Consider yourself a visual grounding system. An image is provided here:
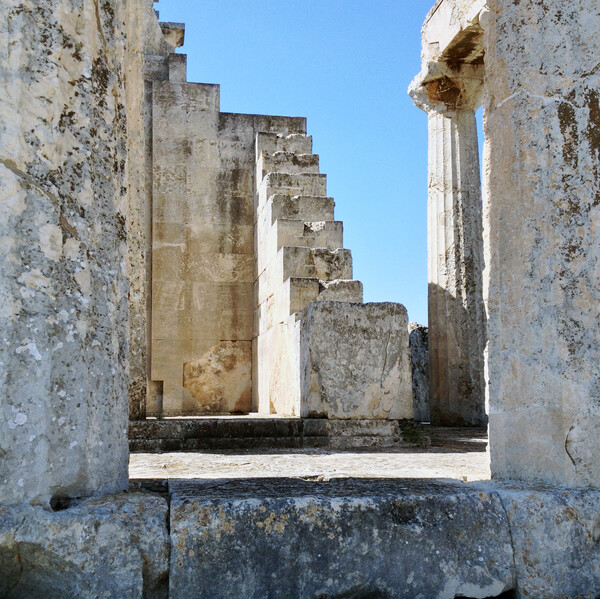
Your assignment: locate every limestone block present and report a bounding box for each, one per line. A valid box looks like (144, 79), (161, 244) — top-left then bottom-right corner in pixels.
(255, 318), (302, 416)
(317, 279), (363, 303)
(257, 219), (344, 275)
(257, 247), (353, 305)
(169, 478), (515, 599)
(409, 322), (430, 422)
(300, 302), (413, 419)
(262, 194), (335, 225)
(255, 278), (320, 335)
(257, 151), (319, 181)
(0, 493), (169, 599)
(159, 21), (185, 50)
(168, 53), (187, 82)
(257, 172), (327, 212)
(484, 0), (600, 487)
(183, 340), (252, 414)
(274, 219), (343, 250)
(255, 132), (312, 158)
(0, 0), (130, 505)
(485, 484), (600, 599)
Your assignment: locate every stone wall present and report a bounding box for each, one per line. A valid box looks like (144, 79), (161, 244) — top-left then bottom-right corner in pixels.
(148, 76), (305, 415)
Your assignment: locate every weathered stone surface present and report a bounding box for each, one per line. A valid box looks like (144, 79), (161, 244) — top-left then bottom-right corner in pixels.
(480, 482), (600, 599)
(128, 417), (427, 452)
(149, 77), (306, 416)
(0, 0), (131, 504)
(483, 0), (600, 487)
(302, 302), (413, 419)
(409, 322), (430, 422)
(0, 493), (169, 599)
(169, 478), (515, 599)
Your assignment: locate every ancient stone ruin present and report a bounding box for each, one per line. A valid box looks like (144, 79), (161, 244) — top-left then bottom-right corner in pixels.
(1, 0), (599, 597)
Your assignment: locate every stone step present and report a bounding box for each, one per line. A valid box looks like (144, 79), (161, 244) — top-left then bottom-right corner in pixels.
(256, 247), (353, 306)
(129, 417), (427, 452)
(257, 152), (320, 182)
(257, 220), (344, 274)
(255, 277), (363, 335)
(256, 131), (313, 158)
(264, 194), (335, 225)
(275, 220), (342, 250)
(257, 173), (327, 213)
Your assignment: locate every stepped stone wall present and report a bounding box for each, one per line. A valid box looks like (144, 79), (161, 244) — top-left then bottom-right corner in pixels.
(143, 39), (413, 419)
(149, 78), (305, 416)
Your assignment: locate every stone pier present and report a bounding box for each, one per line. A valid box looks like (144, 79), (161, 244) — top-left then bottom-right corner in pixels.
(0, 0), (133, 505)
(483, 0), (600, 487)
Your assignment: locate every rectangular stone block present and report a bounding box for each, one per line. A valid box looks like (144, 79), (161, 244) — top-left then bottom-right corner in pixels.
(257, 151), (319, 181)
(168, 53), (187, 82)
(300, 302), (413, 419)
(256, 247), (353, 306)
(169, 478), (515, 599)
(257, 172), (327, 213)
(256, 132), (312, 157)
(0, 493), (169, 599)
(482, 483), (600, 599)
(262, 194), (335, 225)
(255, 317), (302, 416)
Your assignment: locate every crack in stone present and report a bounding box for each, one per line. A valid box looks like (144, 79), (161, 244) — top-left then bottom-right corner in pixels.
(496, 88), (578, 111)
(9, 516), (28, 592)
(0, 157), (59, 206)
(489, 490), (519, 594)
(564, 423), (577, 472)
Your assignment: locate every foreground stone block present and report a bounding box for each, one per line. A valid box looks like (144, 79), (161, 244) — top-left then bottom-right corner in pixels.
(301, 302), (413, 419)
(491, 484), (600, 599)
(0, 493), (169, 599)
(169, 478), (515, 599)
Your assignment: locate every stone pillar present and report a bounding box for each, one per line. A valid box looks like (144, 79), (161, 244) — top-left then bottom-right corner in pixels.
(411, 66), (487, 426)
(483, 0), (600, 487)
(0, 0), (131, 505)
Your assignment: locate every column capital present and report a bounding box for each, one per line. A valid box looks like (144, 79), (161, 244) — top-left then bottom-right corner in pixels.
(409, 62), (484, 114)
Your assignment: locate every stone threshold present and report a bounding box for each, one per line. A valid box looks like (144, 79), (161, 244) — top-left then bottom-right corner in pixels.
(4, 476), (598, 597)
(129, 417), (487, 452)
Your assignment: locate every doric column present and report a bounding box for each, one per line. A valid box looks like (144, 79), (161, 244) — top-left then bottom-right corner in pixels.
(410, 65), (487, 426)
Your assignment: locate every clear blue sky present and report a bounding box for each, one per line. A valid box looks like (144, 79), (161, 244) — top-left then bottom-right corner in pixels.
(156, 0), (434, 325)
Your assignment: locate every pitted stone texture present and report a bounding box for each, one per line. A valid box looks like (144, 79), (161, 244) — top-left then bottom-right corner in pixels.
(484, 0), (600, 487)
(301, 302), (413, 419)
(169, 478), (514, 599)
(0, 0), (130, 504)
(409, 322), (430, 422)
(0, 493), (169, 599)
(482, 483), (600, 599)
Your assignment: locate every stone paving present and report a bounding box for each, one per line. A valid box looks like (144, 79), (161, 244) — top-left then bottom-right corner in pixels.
(129, 445), (491, 483)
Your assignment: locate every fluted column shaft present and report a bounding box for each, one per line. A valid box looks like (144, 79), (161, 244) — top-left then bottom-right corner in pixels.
(427, 109), (486, 426)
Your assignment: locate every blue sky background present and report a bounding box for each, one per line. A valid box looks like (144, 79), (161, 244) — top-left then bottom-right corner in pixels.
(156, 0), (435, 325)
